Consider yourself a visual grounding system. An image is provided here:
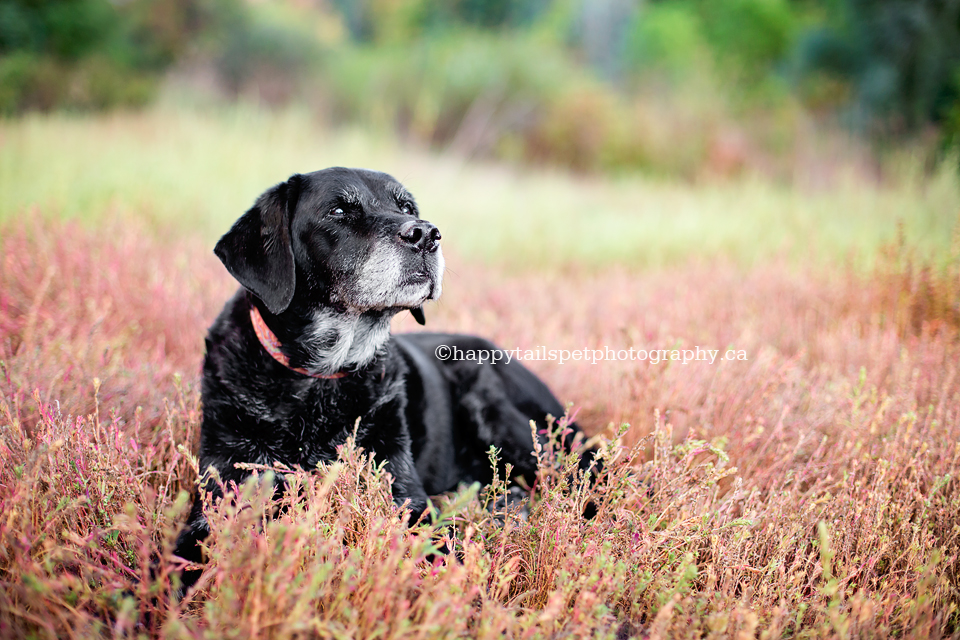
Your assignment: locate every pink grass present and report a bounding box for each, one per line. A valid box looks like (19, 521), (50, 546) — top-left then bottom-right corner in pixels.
(0, 217), (958, 638)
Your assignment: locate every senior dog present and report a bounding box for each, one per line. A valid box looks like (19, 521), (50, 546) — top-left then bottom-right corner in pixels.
(173, 167), (595, 590)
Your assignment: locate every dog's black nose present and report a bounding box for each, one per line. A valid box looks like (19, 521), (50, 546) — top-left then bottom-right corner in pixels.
(399, 220), (441, 253)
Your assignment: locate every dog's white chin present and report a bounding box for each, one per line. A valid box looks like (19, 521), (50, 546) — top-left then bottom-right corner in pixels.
(353, 245), (444, 310)
(396, 273), (443, 308)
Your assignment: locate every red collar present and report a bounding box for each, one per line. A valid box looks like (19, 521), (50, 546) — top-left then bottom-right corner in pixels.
(249, 304), (346, 379)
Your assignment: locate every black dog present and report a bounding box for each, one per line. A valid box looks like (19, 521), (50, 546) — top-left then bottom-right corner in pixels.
(173, 167), (594, 591)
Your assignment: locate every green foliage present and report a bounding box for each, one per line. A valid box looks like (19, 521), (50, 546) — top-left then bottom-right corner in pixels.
(205, 2), (322, 98)
(624, 0), (800, 82)
(624, 3), (706, 76)
(0, 0), (119, 60)
(0, 0), (324, 113)
(0, 0), (203, 112)
(331, 0), (551, 42)
(795, 0), (960, 133)
(3, 0), (958, 173)
(0, 50), (155, 112)
(321, 31), (576, 149)
(698, 0), (797, 77)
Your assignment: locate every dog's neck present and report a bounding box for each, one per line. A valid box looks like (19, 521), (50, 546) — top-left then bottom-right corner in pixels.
(299, 306), (394, 376)
(251, 296), (394, 377)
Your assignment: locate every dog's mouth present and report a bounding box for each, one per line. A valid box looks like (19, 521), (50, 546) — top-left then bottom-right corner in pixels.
(402, 253), (444, 299)
(402, 271), (434, 289)
(347, 242), (444, 312)
(398, 273), (440, 306)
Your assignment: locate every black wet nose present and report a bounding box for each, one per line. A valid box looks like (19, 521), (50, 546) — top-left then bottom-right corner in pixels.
(398, 220), (441, 253)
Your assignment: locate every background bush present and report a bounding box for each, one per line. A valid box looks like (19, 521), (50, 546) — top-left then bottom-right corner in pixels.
(3, 0), (960, 177)
(0, 0), (194, 111)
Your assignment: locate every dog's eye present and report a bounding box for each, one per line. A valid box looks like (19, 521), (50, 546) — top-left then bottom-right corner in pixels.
(400, 203), (415, 216)
(330, 207), (345, 217)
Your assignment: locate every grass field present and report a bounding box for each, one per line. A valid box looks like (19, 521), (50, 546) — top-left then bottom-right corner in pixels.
(1, 106), (959, 638)
(2, 106), (959, 268)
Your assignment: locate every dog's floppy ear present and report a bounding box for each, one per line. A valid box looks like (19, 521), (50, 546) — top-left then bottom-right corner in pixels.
(214, 175), (303, 315)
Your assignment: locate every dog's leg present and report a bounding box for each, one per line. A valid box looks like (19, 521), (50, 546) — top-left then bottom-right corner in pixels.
(454, 363), (603, 519)
(456, 367), (545, 483)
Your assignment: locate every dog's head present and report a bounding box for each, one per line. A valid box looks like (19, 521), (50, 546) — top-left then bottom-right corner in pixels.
(214, 168), (444, 321)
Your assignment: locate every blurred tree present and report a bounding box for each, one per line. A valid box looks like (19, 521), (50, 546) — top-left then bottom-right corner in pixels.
(697, 0), (797, 79)
(207, 1), (321, 99)
(329, 0), (553, 42)
(796, 0), (960, 132)
(0, 0), (119, 61)
(119, 0), (207, 70)
(0, 0), (324, 111)
(455, 0), (552, 27)
(0, 0), (214, 111)
(624, 2), (706, 77)
(575, 0), (638, 80)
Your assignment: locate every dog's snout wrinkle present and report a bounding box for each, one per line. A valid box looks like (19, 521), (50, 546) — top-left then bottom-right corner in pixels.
(399, 220), (441, 253)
